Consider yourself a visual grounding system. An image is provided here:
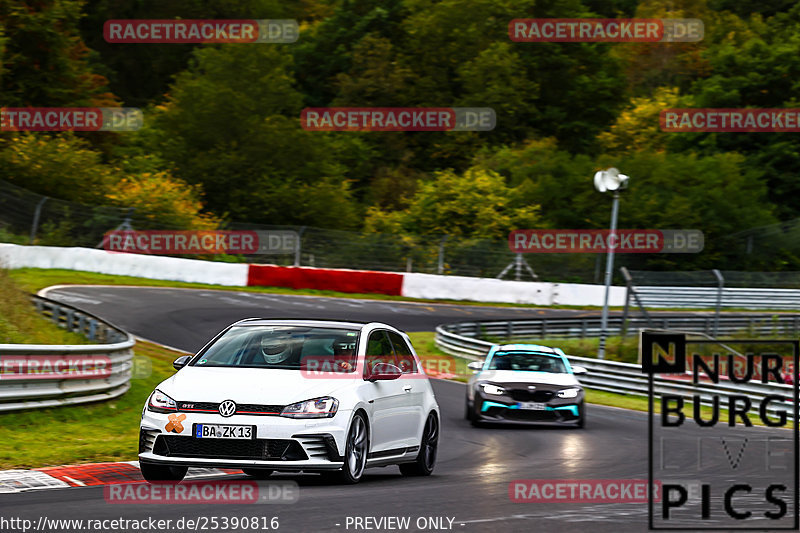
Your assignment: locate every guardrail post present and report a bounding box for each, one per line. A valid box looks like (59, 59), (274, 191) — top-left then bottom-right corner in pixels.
(712, 269), (724, 336)
(294, 226), (306, 267)
(88, 320), (97, 341)
(51, 304), (61, 325)
(437, 235), (448, 275)
(621, 277), (631, 337)
(29, 196), (48, 244)
(507, 321), (513, 340)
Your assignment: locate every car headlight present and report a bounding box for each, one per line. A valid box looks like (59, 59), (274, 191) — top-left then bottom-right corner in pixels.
(480, 383), (505, 396)
(147, 389), (177, 413)
(280, 397), (339, 419)
(557, 387), (581, 399)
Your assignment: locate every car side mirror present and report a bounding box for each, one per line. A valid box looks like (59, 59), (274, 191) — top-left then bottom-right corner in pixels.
(173, 356), (191, 370)
(365, 362), (402, 382)
(467, 361), (483, 372)
(572, 365), (588, 375)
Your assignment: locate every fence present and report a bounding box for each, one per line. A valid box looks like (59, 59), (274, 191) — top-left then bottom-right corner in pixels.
(435, 319), (797, 418)
(622, 269), (800, 335)
(0, 295), (135, 412)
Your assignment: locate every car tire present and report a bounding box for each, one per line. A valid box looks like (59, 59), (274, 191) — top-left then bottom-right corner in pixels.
(400, 413), (438, 477)
(331, 412), (369, 484)
(242, 468), (273, 479)
(140, 462), (188, 483)
(465, 399), (473, 421)
(469, 400), (483, 427)
(576, 402), (586, 429)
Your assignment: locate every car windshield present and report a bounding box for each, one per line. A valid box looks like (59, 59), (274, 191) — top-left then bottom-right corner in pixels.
(487, 351), (567, 373)
(192, 325), (360, 371)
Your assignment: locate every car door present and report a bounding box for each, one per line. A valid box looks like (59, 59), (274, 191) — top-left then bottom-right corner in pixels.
(387, 331), (425, 447)
(363, 329), (409, 454)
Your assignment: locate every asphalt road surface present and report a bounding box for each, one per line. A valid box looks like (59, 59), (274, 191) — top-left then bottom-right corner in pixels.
(3, 286), (794, 533)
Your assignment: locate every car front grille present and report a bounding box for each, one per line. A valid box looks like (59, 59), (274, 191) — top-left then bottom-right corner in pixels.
(156, 436), (308, 461)
(139, 428), (159, 453)
(507, 389), (555, 402)
(176, 401), (284, 416)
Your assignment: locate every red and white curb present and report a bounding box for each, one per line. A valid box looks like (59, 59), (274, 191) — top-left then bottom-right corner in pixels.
(0, 462), (240, 493)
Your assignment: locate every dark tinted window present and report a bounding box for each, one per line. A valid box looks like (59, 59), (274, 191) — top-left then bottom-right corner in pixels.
(365, 330), (396, 374)
(487, 351), (567, 373)
(388, 331), (416, 373)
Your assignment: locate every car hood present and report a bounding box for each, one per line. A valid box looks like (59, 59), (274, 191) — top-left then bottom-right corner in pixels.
(158, 367), (360, 404)
(476, 370), (580, 387)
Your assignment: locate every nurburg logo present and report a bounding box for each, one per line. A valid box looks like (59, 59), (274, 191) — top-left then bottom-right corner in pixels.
(218, 400), (236, 417)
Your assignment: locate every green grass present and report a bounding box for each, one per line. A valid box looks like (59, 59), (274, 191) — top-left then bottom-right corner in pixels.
(0, 269), (89, 345)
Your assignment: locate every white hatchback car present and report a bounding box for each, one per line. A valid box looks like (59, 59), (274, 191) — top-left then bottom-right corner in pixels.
(139, 319), (440, 484)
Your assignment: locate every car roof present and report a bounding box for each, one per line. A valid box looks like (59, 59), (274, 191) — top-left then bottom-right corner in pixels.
(229, 318), (377, 330)
(494, 343), (563, 355)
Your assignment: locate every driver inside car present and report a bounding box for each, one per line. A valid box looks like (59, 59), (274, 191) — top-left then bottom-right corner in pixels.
(259, 333), (295, 365)
(331, 340), (356, 371)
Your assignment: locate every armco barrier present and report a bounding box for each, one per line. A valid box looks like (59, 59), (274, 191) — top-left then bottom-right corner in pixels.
(0, 295), (134, 412)
(435, 317), (798, 417)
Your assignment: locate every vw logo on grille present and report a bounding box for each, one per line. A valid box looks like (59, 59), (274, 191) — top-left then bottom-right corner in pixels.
(218, 400), (236, 417)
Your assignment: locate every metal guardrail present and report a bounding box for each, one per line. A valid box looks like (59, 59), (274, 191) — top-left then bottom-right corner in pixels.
(435, 317), (797, 418)
(0, 295), (135, 412)
(633, 286), (800, 310)
(622, 267), (800, 313)
(437, 314), (800, 347)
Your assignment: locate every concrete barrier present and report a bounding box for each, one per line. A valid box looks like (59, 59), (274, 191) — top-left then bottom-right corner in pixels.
(0, 243), (625, 306)
(0, 244), (249, 286)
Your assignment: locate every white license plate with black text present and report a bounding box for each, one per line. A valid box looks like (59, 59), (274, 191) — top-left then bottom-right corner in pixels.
(195, 424), (254, 439)
(518, 402), (546, 410)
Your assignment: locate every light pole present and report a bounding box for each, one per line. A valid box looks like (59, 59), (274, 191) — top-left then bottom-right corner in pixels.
(593, 168), (629, 359)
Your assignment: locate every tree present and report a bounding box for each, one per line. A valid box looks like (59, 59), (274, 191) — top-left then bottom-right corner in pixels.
(0, 0), (116, 107)
(104, 172), (220, 230)
(365, 166), (540, 239)
(0, 133), (119, 203)
(146, 43), (360, 227)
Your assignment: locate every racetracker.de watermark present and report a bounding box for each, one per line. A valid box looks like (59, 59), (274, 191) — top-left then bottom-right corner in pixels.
(0, 355), (112, 380)
(103, 230), (298, 255)
(300, 108), (495, 131)
(104, 480), (298, 504)
(661, 108), (800, 132)
(299, 354), (461, 379)
(103, 19), (298, 43)
(510, 479), (661, 503)
(0, 108), (141, 131)
(509, 18), (703, 42)
(508, 229), (704, 253)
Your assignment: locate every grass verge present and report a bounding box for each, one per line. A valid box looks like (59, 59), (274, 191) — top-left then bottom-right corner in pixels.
(0, 269), (89, 345)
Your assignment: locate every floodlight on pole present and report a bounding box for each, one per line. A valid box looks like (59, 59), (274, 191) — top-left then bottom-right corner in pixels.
(594, 168), (629, 359)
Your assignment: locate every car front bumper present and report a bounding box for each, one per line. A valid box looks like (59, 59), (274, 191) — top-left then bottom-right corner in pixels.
(472, 393), (583, 424)
(139, 409), (350, 471)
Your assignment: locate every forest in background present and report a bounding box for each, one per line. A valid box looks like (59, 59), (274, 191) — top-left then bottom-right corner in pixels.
(1, 0), (800, 272)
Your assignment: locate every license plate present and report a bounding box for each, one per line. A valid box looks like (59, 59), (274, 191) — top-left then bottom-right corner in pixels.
(518, 402), (546, 410)
(194, 424), (254, 439)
